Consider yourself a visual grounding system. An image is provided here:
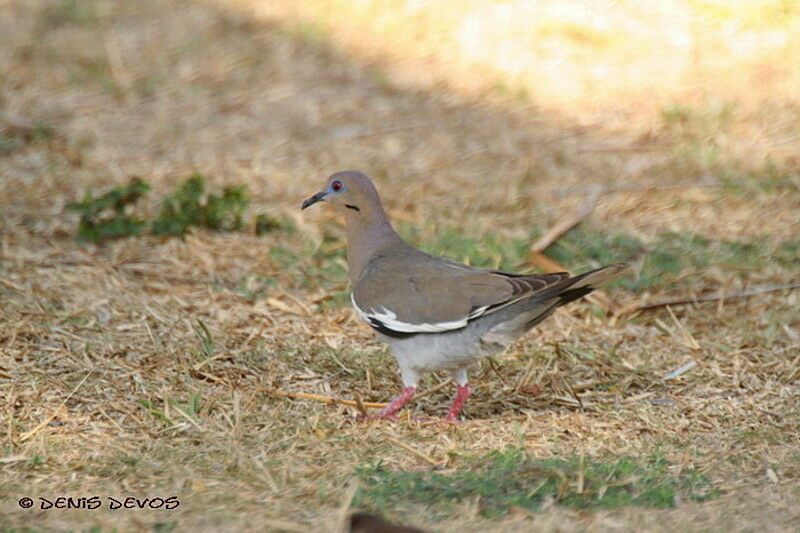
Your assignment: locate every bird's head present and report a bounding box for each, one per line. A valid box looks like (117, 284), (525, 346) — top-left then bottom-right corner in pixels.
(301, 170), (380, 214)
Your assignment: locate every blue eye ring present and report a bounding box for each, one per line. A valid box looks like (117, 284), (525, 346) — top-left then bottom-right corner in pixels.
(331, 180), (343, 192)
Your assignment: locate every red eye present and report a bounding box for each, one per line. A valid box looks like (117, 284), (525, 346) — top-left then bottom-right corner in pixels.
(331, 180), (342, 192)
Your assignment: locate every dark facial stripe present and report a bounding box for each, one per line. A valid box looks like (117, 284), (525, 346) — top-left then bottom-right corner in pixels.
(345, 204), (361, 211)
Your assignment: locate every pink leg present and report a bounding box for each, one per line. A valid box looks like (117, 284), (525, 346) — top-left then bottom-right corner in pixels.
(445, 384), (472, 422)
(368, 387), (416, 421)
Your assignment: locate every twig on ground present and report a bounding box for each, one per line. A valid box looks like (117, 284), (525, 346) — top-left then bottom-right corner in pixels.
(667, 305), (701, 350)
(625, 282), (800, 314)
(527, 191), (621, 313)
(663, 360), (698, 380)
(386, 437), (444, 467)
(408, 379), (452, 402)
(529, 188), (600, 253)
(18, 372), (91, 443)
(269, 389), (388, 409)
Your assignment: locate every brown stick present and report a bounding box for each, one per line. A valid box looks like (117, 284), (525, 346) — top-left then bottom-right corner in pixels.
(386, 437), (444, 466)
(19, 373), (91, 442)
(269, 389), (388, 409)
(528, 251), (567, 274)
(527, 190), (620, 314)
(529, 189), (600, 253)
(626, 283), (800, 313)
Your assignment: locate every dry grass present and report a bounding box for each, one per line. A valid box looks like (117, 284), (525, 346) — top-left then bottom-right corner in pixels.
(1, 0), (799, 531)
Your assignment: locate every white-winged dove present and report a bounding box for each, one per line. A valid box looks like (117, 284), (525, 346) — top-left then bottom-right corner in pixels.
(302, 171), (629, 421)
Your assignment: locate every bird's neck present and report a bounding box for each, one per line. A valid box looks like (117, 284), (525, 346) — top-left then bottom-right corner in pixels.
(344, 207), (405, 283)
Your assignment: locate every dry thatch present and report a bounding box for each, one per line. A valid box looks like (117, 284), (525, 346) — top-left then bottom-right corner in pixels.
(1, 0), (798, 531)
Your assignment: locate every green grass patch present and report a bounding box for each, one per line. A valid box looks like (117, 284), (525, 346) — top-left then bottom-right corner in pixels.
(397, 222), (531, 271)
(355, 449), (718, 520)
(151, 173), (248, 236)
(548, 229), (798, 290)
(69, 174), (290, 242)
(67, 177), (151, 243)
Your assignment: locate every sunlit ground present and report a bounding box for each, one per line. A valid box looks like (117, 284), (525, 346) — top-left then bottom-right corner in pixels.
(233, 0), (800, 115)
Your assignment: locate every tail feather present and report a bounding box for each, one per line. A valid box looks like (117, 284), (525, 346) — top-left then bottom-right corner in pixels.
(532, 262), (629, 307)
(569, 262), (631, 289)
(486, 263), (629, 344)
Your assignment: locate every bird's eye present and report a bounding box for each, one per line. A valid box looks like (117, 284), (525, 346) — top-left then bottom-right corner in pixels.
(331, 180), (343, 192)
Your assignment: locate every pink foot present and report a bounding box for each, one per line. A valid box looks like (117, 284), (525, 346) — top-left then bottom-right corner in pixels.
(445, 384), (471, 422)
(360, 387), (416, 421)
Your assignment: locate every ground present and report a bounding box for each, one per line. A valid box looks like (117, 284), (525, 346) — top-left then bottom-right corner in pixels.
(1, 0), (799, 531)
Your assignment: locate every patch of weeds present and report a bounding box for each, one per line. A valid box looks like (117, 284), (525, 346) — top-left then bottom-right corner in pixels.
(67, 177), (150, 243)
(70, 174), (286, 242)
(355, 449), (718, 520)
(152, 173), (249, 236)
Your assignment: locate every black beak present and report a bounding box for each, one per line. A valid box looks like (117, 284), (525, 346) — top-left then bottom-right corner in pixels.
(301, 191), (327, 210)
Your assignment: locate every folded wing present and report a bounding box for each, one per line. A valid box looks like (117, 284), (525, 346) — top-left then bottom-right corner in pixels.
(351, 251), (572, 335)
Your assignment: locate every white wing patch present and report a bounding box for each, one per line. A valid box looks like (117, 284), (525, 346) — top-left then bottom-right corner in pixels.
(351, 294), (490, 333)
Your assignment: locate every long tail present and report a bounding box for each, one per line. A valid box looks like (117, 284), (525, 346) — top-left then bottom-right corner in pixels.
(552, 262), (630, 306)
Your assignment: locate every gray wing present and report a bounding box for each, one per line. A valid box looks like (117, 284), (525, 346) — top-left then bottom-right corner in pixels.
(351, 250), (571, 334)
